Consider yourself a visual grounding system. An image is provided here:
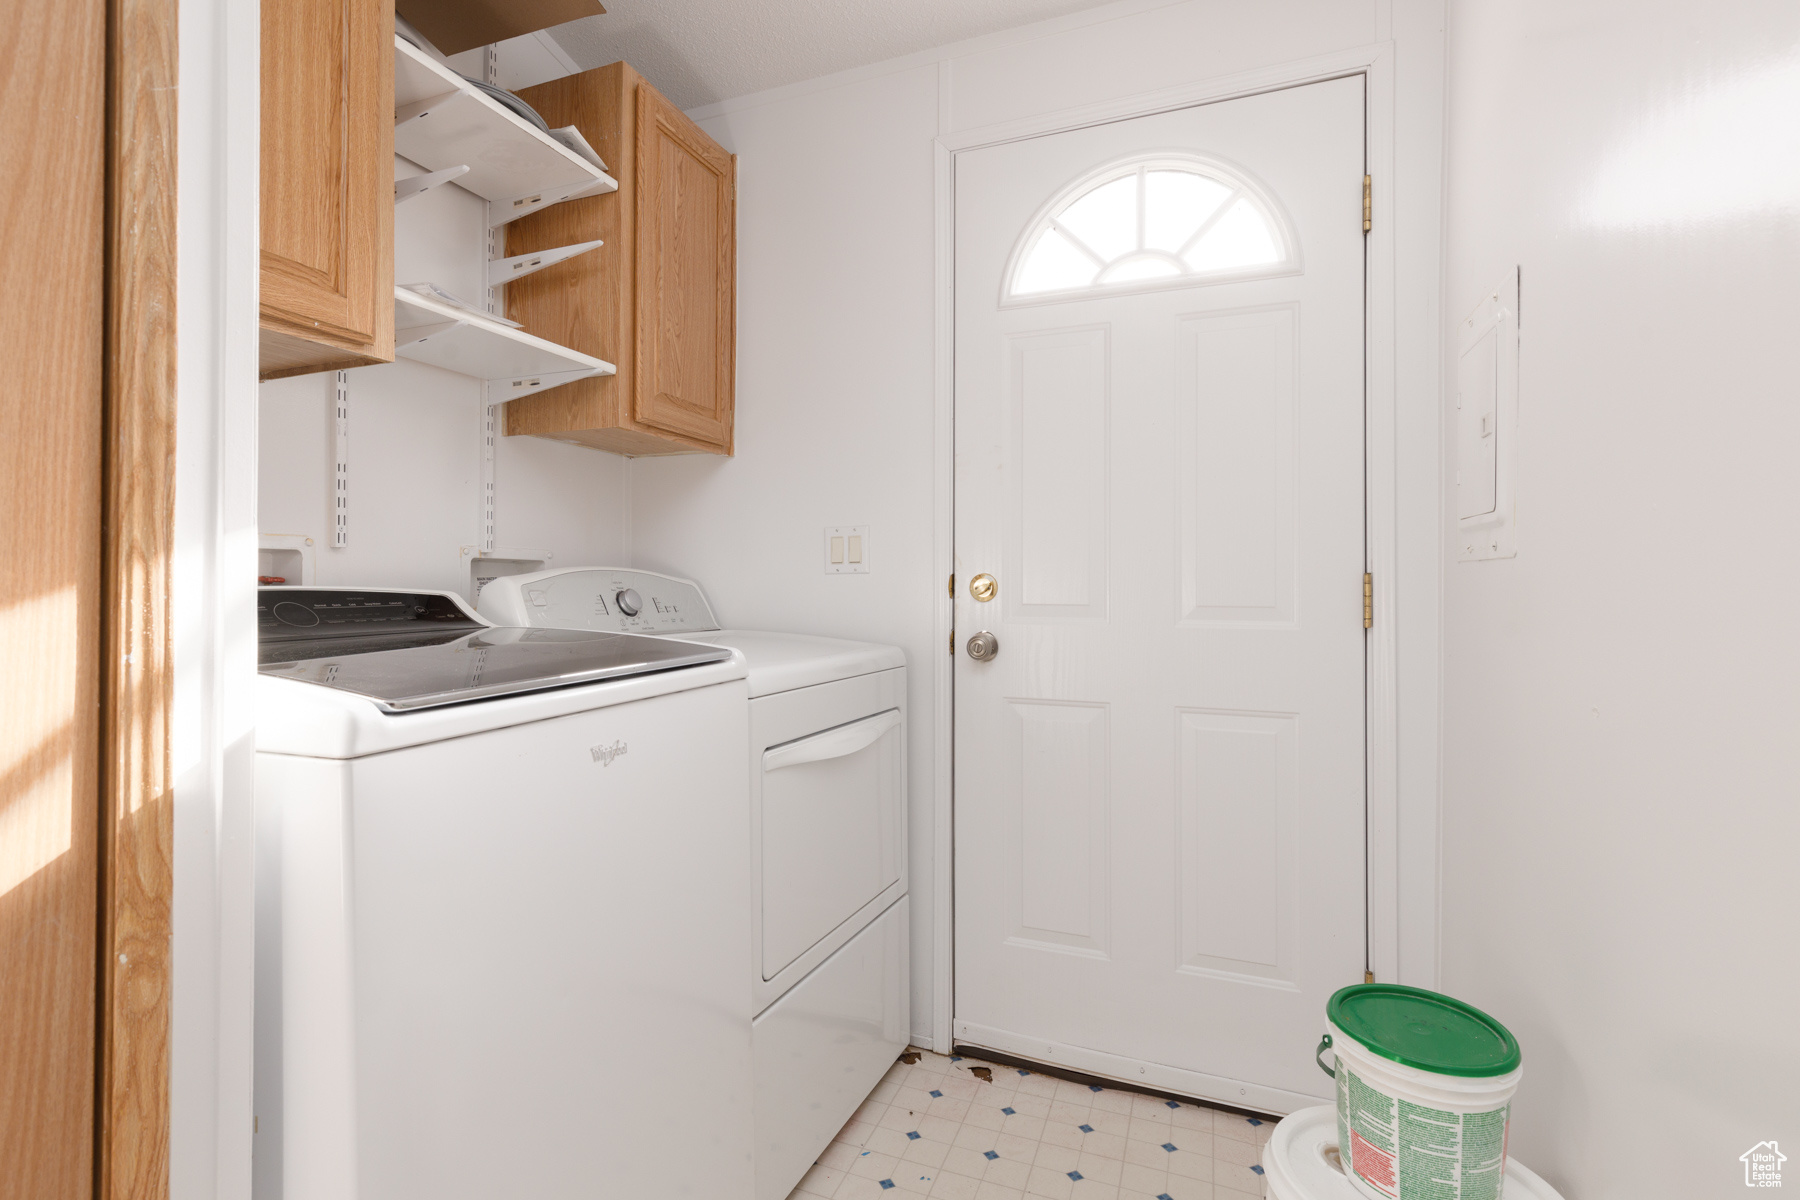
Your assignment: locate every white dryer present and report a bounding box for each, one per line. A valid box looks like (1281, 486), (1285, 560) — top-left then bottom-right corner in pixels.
(253, 587), (756, 1200)
(479, 568), (910, 1200)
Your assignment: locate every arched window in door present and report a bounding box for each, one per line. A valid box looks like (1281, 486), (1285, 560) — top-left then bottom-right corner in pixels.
(1004, 155), (1299, 302)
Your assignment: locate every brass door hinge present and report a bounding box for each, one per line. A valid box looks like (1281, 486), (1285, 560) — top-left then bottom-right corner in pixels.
(1363, 572), (1373, 629)
(1362, 175), (1372, 233)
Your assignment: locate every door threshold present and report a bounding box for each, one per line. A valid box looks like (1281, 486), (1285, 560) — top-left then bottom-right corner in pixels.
(953, 1020), (1328, 1117)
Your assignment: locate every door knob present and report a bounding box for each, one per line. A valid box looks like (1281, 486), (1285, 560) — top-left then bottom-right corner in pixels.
(966, 631), (999, 661)
(969, 573), (998, 602)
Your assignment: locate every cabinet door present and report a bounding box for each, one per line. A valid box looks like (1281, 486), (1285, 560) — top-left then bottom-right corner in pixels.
(260, 0), (393, 371)
(633, 82), (735, 451)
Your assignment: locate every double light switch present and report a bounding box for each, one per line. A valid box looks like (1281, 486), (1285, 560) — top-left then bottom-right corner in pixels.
(825, 525), (870, 574)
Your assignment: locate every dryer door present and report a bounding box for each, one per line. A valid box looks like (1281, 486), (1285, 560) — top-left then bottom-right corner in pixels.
(754, 670), (905, 996)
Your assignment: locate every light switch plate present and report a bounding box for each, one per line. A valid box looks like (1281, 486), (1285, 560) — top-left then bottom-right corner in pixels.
(824, 525), (870, 574)
(1456, 270), (1519, 561)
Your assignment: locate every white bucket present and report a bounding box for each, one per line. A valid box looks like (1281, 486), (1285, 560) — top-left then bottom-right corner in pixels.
(1325, 1022), (1523, 1200)
(1266, 1106), (1563, 1200)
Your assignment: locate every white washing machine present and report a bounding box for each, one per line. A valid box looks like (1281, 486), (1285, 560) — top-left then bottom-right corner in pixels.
(479, 568), (910, 1200)
(252, 586), (756, 1200)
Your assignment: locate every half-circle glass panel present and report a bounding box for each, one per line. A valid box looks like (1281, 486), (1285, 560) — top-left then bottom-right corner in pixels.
(1143, 170), (1233, 252)
(1058, 175), (1139, 262)
(1184, 197), (1282, 271)
(1013, 227), (1100, 295)
(1007, 158), (1294, 301)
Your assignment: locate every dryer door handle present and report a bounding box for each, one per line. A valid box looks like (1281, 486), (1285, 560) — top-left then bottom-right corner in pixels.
(763, 708), (901, 772)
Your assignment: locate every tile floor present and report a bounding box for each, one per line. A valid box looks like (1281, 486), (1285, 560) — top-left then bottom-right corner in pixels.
(786, 1048), (1273, 1200)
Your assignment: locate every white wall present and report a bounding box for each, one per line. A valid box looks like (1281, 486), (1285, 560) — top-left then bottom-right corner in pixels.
(1441, 1), (1800, 1195)
(258, 163), (630, 596)
(640, 0), (1448, 1046)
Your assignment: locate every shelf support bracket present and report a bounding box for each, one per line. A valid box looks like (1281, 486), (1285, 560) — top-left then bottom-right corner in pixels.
(395, 319), (467, 348)
(395, 164), (471, 204)
(494, 367), (604, 396)
(487, 239), (604, 286)
(395, 88), (471, 130)
(488, 179), (611, 228)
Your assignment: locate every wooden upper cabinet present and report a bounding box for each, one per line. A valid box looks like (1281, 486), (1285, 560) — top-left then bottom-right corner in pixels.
(505, 63), (737, 456)
(259, 0), (394, 379)
(634, 85), (735, 449)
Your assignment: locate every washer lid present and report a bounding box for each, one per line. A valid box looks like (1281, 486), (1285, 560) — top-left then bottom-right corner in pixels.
(258, 585), (735, 711)
(261, 625), (733, 712)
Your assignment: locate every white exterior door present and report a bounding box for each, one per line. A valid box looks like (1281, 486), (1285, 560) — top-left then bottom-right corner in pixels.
(952, 76), (1368, 1111)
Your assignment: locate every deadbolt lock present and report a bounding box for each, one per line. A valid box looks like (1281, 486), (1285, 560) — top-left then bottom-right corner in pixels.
(969, 573), (998, 602)
(966, 631), (999, 661)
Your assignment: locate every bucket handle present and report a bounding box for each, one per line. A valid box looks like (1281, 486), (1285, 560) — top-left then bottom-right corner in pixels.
(1316, 1033), (1335, 1079)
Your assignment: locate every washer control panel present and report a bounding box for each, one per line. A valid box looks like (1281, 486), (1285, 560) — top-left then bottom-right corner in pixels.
(477, 568), (719, 635)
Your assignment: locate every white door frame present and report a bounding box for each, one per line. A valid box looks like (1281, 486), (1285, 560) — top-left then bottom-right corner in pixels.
(931, 41), (1405, 1056)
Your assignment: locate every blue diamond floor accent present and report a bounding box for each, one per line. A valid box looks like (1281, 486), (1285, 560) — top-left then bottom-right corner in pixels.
(1079, 1124), (1093, 1133)
(906, 1131), (921, 1140)
(1252, 1164), (1266, 1175)
(1067, 1171), (1084, 1181)
(1162, 1142), (1178, 1152)
(1001, 1107), (1015, 1116)
(929, 1090), (943, 1098)
(984, 1150), (999, 1161)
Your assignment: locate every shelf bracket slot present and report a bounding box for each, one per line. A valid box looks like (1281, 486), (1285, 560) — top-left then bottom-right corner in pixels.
(487, 239), (604, 286)
(396, 164), (471, 204)
(395, 319), (467, 348)
(395, 88), (471, 130)
(333, 371), (350, 548)
(488, 179), (610, 228)
(494, 367), (603, 396)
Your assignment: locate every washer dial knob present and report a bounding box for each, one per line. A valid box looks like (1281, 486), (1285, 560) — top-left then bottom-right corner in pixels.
(615, 588), (643, 617)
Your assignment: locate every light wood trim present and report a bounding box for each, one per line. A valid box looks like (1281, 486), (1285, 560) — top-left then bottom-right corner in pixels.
(97, 0), (178, 1192)
(0, 0), (107, 1193)
(504, 63), (638, 440)
(632, 82), (735, 451)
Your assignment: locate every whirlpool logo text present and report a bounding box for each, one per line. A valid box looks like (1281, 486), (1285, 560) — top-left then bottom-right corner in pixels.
(589, 740), (628, 767)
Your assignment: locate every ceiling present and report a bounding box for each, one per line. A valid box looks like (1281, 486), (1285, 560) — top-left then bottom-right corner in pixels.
(542, 0), (1121, 110)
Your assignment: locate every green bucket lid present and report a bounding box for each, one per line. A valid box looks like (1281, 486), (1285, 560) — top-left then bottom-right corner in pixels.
(1327, 984), (1521, 1078)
